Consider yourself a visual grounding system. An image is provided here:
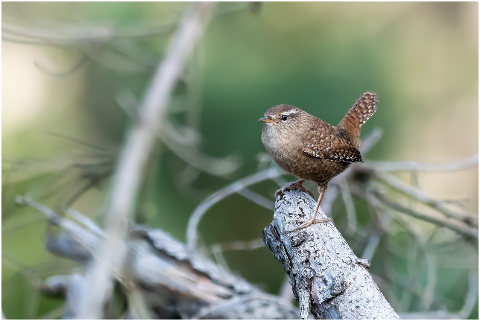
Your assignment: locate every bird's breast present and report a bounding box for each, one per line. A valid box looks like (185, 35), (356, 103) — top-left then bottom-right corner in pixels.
(262, 124), (303, 168)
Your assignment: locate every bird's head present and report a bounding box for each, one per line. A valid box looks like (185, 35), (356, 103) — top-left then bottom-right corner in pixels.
(259, 104), (306, 136)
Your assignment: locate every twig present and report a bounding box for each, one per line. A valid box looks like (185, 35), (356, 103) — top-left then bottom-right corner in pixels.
(279, 274), (295, 304)
(419, 249), (436, 310)
(76, 3), (215, 318)
(16, 196), (99, 263)
(34, 54), (89, 77)
(399, 310), (453, 319)
(359, 127), (383, 153)
(191, 293), (293, 319)
(2, 21), (177, 47)
(64, 207), (104, 237)
(339, 179), (357, 235)
(372, 170), (477, 226)
(364, 154), (478, 172)
(115, 87), (240, 177)
(318, 185), (339, 215)
(209, 238), (265, 255)
(160, 131), (240, 176)
(371, 191), (478, 240)
(186, 166), (284, 253)
(458, 271), (478, 318)
(237, 188), (274, 210)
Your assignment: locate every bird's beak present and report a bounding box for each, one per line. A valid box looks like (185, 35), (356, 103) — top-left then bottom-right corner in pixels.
(259, 116), (273, 123)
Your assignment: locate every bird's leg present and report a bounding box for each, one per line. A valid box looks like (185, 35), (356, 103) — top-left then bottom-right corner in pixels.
(287, 185), (332, 232)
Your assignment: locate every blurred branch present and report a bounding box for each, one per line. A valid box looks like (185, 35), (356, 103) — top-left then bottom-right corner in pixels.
(365, 154), (478, 172)
(372, 169), (477, 226)
(33, 53), (89, 77)
(2, 21), (176, 47)
(15, 195), (99, 263)
(371, 191), (478, 240)
(187, 166), (284, 253)
(458, 271), (478, 319)
(116, 89), (241, 177)
(160, 131), (241, 176)
(19, 197), (299, 318)
(77, 3), (215, 318)
(339, 178), (357, 235)
(209, 238), (266, 257)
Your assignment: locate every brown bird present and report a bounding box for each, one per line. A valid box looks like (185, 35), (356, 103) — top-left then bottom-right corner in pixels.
(260, 92), (378, 231)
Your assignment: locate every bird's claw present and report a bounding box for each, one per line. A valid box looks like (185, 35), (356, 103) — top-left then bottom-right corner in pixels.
(278, 179), (314, 198)
(286, 217), (333, 233)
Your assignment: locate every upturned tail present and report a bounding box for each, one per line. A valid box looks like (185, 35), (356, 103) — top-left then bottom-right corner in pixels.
(337, 92), (378, 148)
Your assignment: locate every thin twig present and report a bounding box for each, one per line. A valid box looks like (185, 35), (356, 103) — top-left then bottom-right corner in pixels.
(64, 208), (104, 237)
(115, 87), (240, 177)
(359, 128), (383, 153)
(372, 170), (477, 226)
(419, 249), (436, 310)
(364, 154), (478, 172)
(76, 3), (215, 318)
(34, 54), (89, 77)
(15, 196), (100, 261)
(371, 191), (478, 240)
(237, 188), (274, 211)
(209, 238), (265, 255)
(339, 179), (357, 235)
(186, 167), (284, 253)
(2, 21), (177, 47)
(279, 274), (295, 304)
(458, 271), (478, 318)
(191, 293), (288, 319)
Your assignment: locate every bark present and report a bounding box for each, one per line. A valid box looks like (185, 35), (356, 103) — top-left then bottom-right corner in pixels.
(262, 184), (399, 319)
(24, 193), (299, 318)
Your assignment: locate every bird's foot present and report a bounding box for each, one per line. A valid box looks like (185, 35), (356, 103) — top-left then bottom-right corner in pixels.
(277, 179), (314, 198)
(286, 217), (333, 233)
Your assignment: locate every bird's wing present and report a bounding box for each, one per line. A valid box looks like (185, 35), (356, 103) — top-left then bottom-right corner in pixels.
(302, 126), (363, 164)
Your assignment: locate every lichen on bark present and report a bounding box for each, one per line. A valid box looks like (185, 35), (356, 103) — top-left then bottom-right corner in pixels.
(262, 185), (399, 319)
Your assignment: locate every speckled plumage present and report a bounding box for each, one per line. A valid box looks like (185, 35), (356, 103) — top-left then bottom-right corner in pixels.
(259, 92), (378, 230)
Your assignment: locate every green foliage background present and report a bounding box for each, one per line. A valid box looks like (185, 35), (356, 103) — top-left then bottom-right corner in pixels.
(2, 2), (478, 318)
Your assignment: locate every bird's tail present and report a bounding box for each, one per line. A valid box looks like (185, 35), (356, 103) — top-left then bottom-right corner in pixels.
(337, 92), (378, 146)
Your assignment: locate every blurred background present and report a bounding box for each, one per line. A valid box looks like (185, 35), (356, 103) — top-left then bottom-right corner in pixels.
(2, 2), (478, 319)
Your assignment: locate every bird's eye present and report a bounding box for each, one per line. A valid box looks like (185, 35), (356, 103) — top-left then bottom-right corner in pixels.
(281, 115), (288, 121)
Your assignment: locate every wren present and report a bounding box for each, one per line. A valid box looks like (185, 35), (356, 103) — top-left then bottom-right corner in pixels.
(259, 92), (378, 231)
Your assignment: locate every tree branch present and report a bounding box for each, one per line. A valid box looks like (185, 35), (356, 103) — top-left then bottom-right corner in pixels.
(371, 191), (478, 240)
(18, 196), (299, 319)
(262, 185), (399, 319)
(76, 3), (215, 318)
(364, 154), (478, 172)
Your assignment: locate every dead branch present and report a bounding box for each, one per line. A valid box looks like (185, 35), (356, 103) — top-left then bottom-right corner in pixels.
(262, 185), (400, 319)
(371, 169), (477, 226)
(371, 191), (478, 240)
(364, 154), (478, 172)
(77, 3), (215, 318)
(18, 196), (299, 319)
(186, 166), (284, 253)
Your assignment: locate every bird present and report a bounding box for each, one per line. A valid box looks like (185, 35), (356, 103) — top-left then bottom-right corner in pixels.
(259, 92), (378, 231)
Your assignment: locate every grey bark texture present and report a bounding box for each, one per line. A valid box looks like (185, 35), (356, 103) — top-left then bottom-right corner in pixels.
(19, 195), (299, 319)
(262, 185), (400, 320)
